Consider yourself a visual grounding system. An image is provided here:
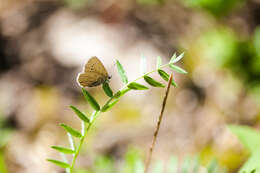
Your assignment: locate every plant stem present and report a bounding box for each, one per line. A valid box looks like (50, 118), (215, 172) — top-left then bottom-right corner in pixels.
(144, 74), (173, 173)
(69, 63), (172, 172)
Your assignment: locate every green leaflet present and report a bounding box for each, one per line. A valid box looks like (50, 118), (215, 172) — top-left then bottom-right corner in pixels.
(51, 146), (75, 154)
(140, 56), (147, 74)
(170, 52), (184, 64)
(143, 75), (165, 87)
(60, 123), (82, 138)
(169, 64), (187, 74)
(116, 59), (128, 84)
(102, 82), (113, 97)
(70, 105), (90, 123)
(114, 88), (131, 98)
(101, 99), (119, 112)
(82, 88), (100, 111)
(156, 56), (162, 69)
(127, 82), (149, 90)
(157, 69), (177, 87)
(169, 53), (177, 63)
(47, 159), (71, 168)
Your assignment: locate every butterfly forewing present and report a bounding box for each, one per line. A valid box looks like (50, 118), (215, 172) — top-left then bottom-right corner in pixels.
(84, 57), (109, 77)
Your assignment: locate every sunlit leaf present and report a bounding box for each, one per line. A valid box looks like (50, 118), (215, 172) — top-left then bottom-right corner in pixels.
(116, 59), (128, 84)
(169, 64), (187, 74)
(82, 88), (100, 111)
(140, 56), (147, 75)
(158, 69), (177, 87)
(47, 159), (70, 168)
(51, 146), (75, 154)
(70, 105), (90, 123)
(171, 52), (184, 63)
(60, 123), (82, 138)
(114, 88), (131, 98)
(228, 125), (260, 153)
(102, 82), (113, 97)
(127, 82), (149, 90)
(169, 53), (177, 63)
(101, 99), (119, 112)
(156, 56), (162, 69)
(207, 159), (218, 173)
(144, 75), (165, 87)
(238, 148), (260, 173)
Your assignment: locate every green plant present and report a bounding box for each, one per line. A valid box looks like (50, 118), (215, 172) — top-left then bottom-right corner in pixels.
(229, 125), (260, 173)
(47, 53), (187, 172)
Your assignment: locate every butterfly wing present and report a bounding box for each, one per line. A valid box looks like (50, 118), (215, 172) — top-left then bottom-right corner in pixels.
(77, 57), (109, 87)
(84, 56), (109, 77)
(77, 72), (106, 87)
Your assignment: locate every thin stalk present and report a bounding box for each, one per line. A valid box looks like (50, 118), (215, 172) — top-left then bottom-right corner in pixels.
(69, 63), (172, 172)
(144, 74), (173, 173)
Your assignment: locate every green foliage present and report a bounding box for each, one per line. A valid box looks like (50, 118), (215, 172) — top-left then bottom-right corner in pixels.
(228, 125), (260, 153)
(70, 106), (90, 123)
(183, 0), (245, 16)
(60, 123), (82, 138)
(229, 125), (260, 173)
(51, 146), (75, 154)
(156, 56), (162, 69)
(47, 159), (71, 168)
(101, 99), (119, 112)
(116, 59), (128, 84)
(158, 69), (177, 87)
(127, 82), (149, 90)
(82, 88), (100, 111)
(140, 56), (147, 75)
(102, 82), (113, 97)
(48, 53), (187, 172)
(144, 75), (165, 87)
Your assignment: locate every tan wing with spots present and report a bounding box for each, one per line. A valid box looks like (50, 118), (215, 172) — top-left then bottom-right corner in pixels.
(77, 56), (109, 87)
(84, 56), (109, 77)
(77, 72), (106, 87)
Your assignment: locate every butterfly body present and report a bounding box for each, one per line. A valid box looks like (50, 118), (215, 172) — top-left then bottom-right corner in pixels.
(77, 57), (110, 87)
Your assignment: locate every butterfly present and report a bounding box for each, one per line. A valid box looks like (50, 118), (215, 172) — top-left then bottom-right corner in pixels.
(77, 56), (111, 87)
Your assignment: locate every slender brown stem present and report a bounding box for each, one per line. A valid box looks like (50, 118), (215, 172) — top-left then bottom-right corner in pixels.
(144, 74), (173, 173)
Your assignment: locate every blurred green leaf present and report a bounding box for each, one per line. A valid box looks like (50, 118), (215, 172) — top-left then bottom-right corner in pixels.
(167, 156), (178, 173)
(47, 159), (71, 168)
(144, 75), (165, 87)
(116, 59), (128, 84)
(128, 82), (149, 90)
(51, 146), (75, 154)
(156, 56), (162, 69)
(238, 147), (260, 173)
(134, 160), (144, 173)
(207, 159), (218, 173)
(158, 69), (177, 87)
(169, 64), (188, 74)
(228, 125), (260, 153)
(101, 99), (119, 112)
(102, 82), (113, 97)
(170, 52), (184, 64)
(0, 150), (7, 173)
(60, 123), (82, 138)
(140, 56), (147, 75)
(70, 106), (90, 123)
(82, 88), (100, 111)
(153, 160), (163, 173)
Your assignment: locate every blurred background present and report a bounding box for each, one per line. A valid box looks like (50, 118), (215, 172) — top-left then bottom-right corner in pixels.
(1, 0), (260, 172)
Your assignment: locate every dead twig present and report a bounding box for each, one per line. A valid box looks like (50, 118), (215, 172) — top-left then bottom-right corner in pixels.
(144, 74), (173, 173)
